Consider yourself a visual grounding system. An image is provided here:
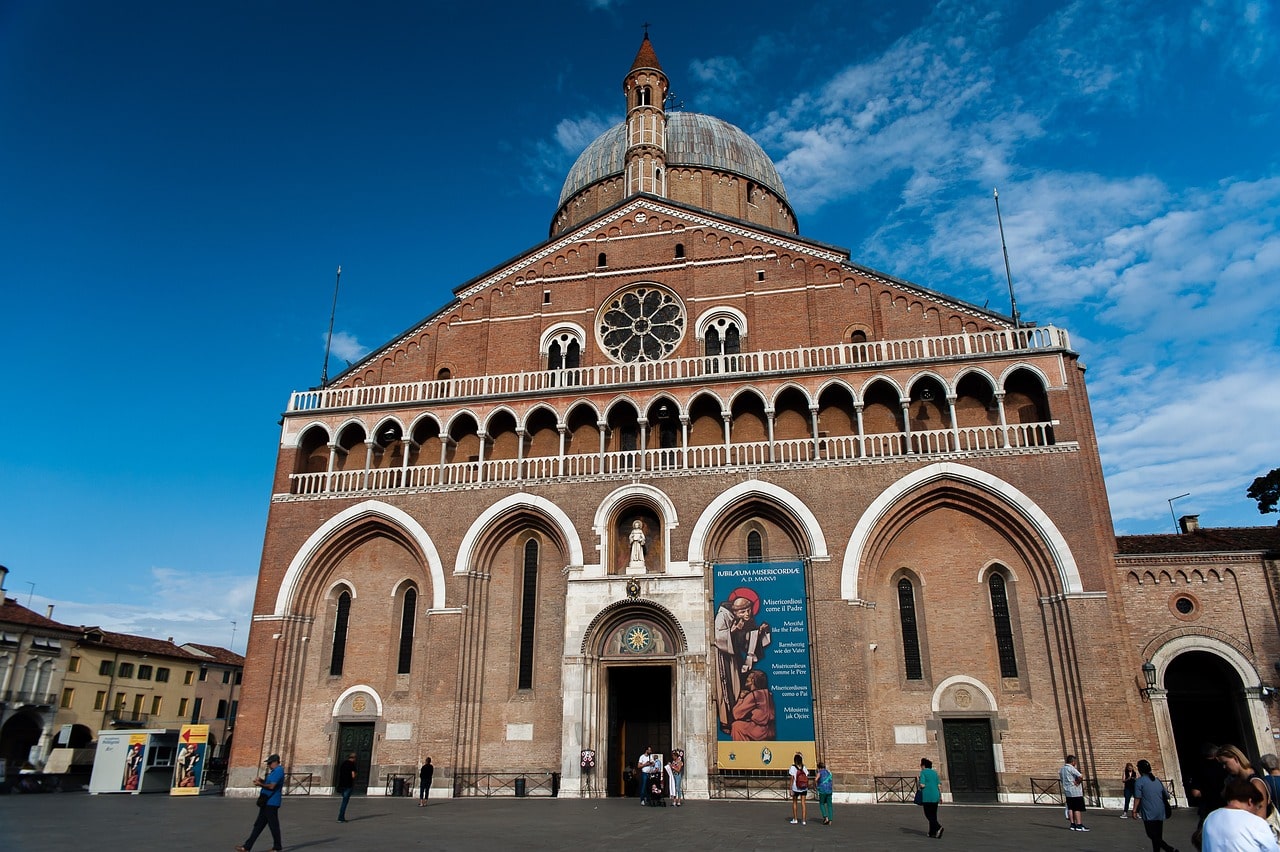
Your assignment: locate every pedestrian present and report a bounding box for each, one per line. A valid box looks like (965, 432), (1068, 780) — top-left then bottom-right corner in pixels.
(336, 752), (357, 822)
(1201, 778), (1280, 851)
(637, 746), (654, 805)
(789, 752), (809, 825)
(1124, 762), (1139, 817)
(1060, 754), (1090, 832)
(815, 760), (834, 825)
(669, 749), (684, 806)
(1259, 754), (1280, 809)
(1188, 743), (1229, 847)
(1218, 745), (1270, 816)
(236, 753), (284, 852)
(419, 757), (433, 807)
(1132, 759), (1178, 852)
(919, 757), (943, 839)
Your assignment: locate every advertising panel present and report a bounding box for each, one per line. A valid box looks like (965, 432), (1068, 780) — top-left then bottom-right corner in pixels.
(713, 560), (815, 769)
(170, 724), (209, 795)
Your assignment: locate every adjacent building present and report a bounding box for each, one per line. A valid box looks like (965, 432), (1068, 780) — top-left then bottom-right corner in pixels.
(230, 36), (1280, 803)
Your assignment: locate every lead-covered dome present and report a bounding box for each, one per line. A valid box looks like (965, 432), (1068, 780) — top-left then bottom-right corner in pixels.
(558, 112), (789, 207)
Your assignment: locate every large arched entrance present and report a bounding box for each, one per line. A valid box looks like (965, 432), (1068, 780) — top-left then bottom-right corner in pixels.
(607, 664), (672, 797)
(0, 712), (43, 770)
(1166, 651), (1256, 778)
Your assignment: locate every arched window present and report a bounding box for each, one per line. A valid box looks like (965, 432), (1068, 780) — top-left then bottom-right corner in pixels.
(723, 324), (741, 355)
(897, 578), (923, 680)
(518, 540), (539, 689)
(436, 367), (452, 381)
(989, 573), (1018, 677)
(20, 658), (38, 695)
(397, 587), (417, 674)
(597, 252), (607, 267)
(704, 326), (722, 355)
(747, 530), (763, 563)
(637, 86), (651, 106)
(674, 243), (685, 259)
(329, 591), (351, 676)
(35, 660), (53, 697)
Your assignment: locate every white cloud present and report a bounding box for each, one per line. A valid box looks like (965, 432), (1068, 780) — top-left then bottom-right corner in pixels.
(328, 330), (369, 363)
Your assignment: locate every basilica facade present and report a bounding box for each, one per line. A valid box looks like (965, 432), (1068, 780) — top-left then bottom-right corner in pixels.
(230, 36), (1280, 803)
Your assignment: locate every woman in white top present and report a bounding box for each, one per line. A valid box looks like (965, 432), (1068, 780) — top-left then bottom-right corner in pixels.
(789, 753), (809, 825)
(1202, 778), (1280, 852)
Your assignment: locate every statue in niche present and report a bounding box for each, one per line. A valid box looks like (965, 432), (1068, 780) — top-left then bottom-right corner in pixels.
(627, 519), (648, 569)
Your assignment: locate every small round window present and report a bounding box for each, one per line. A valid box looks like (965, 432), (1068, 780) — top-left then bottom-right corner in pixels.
(1174, 597), (1194, 614)
(1170, 594), (1200, 621)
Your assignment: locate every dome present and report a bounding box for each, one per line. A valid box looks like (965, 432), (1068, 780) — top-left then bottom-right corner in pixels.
(558, 112), (788, 207)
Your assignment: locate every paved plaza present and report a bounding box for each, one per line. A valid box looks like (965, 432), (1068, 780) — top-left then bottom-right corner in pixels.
(3, 791), (1194, 851)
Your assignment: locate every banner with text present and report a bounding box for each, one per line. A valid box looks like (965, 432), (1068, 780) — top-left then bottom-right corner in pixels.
(170, 724), (209, 796)
(713, 560), (815, 770)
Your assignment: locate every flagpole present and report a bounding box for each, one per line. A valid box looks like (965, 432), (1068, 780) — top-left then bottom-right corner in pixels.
(321, 265), (341, 386)
(993, 189), (1021, 329)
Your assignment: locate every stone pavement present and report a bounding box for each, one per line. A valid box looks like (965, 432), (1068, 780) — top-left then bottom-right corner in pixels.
(2, 792), (1194, 851)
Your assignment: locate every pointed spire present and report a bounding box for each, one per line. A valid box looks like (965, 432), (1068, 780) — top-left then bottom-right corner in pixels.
(630, 31), (662, 74)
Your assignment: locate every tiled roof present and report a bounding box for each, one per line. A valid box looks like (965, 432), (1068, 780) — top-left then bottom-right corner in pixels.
(182, 643), (245, 666)
(1116, 525), (1280, 555)
(0, 597), (78, 632)
(78, 627), (200, 660)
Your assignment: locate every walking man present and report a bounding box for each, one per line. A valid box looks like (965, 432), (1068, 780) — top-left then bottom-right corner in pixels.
(336, 752), (357, 823)
(419, 757), (434, 807)
(237, 753), (284, 852)
(1060, 755), (1090, 832)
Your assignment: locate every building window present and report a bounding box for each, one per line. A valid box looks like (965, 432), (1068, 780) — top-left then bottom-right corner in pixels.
(674, 243), (684, 259)
(330, 591), (352, 676)
(897, 578), (923, 680)
(518, 539), (539, 690)
(397, 588), (417, 675)
(114, 692), (126, 712)
(118, 663), (134, 678)
(132, 694), (144, 720)
(437, 367), (452, 381)
(192, 697), (203, 722)
(216, 699), (228, 719)
(234, 672), (242, 685)
(138, 665), (152, 680)
(61, 688), (75, 708)
(547, 337), (581, 372)
(156, 667), (170, 683)
(151, 696), (162, 716)
(199, 667), (208, 682)
(99, 660), (114, 676)
(637, 85), (651, 106)
(747, 530), (763, 563)
(183, 670), (194, 685)
(178, 697), (189, 718)
(222, 670), (231, 684)
(543, 290), (551, 305)
(989, 573), (1018, 678)
(597, 252), (607, 267)
(94, 690), (106, 711)
(229, 700), (238, 727)
(69, 656), (81, 673)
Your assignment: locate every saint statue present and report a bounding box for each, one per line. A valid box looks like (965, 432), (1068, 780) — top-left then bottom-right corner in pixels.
(628, 519), (647, 569)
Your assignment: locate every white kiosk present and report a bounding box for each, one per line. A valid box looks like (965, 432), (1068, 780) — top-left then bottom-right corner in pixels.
(88, 729), (179, 794)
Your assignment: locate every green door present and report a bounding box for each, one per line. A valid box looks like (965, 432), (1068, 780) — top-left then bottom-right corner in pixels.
(337, 723), (375, 794)
(942, 719), (998, 803)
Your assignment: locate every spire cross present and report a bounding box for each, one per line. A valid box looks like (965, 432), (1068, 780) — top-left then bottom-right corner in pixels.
(642, 22), (650, 37)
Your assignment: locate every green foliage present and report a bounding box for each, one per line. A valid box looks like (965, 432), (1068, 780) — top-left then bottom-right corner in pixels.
(1247, 468), (1280, 514)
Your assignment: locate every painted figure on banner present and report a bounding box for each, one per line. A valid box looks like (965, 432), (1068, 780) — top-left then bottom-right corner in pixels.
(731, 668), (776, 741)
(714, 587), (771, 732)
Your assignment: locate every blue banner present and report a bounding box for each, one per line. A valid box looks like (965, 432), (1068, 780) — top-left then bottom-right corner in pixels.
(712, 560), (815, 769)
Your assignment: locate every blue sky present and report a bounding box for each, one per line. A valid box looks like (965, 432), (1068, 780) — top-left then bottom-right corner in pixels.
(2, 0), (1277, 649)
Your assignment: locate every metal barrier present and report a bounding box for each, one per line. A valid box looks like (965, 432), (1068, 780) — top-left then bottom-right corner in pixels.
(709, 771), (790, 800)
(1030, 777), (1101, 807)
(452, 772), (558, 798)
(283, 773), (313, 796)
(874, 775), (919, 803)
(384, 773), (415, 797)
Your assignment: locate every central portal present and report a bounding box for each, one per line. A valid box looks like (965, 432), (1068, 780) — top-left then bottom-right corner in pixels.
(606, 665), (672, 797)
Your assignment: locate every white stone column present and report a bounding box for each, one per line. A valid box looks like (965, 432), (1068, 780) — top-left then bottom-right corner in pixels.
(765, 406), (776, 462)
(946, 394), (959, 451)
(854, 404), (866, 457)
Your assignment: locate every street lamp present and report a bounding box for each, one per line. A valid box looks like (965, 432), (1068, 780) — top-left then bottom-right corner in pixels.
(1139, 662), (1158, 701)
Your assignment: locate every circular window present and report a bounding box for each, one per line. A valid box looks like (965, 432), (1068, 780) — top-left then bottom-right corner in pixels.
(597, 285), (685, 363)
(1170, 593), (1200, 621)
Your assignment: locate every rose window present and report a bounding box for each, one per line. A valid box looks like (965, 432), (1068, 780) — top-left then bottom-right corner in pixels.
(597, 286), (685, 363)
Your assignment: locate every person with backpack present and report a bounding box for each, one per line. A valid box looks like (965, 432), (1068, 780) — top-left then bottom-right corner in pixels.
(789, 753), (810, 825)
(815, 761), (835, 825)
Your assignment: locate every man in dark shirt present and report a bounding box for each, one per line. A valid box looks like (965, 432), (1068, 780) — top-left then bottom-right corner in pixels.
(1186, 742), (1228, 836)
(336, 753), (358, 823)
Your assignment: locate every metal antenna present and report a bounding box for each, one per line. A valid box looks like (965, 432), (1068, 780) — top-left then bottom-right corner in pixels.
(993, 189), (1021, 329)
(230, 621), (238, 653)
(321, 265), (342, 386)
(1167, 492), (1191, 533)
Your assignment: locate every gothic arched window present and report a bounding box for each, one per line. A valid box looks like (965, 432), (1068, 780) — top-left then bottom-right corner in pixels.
(989, 573), (1018, 677)
(897, 578), (923, 680)
(329, 591), (351, 676)
(518, 539), (539, 689)
(747, 530), (763, 563)
(397, 587), (417, 674)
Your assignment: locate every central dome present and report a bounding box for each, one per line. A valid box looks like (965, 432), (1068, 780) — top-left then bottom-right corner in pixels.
(558, 112), (789, 207)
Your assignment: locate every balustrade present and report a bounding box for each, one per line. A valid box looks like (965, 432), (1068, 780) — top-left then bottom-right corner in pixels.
(286, 421), (1062, 497)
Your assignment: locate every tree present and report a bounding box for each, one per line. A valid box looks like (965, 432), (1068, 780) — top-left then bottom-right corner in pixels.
(1247, 468), (1280, 514)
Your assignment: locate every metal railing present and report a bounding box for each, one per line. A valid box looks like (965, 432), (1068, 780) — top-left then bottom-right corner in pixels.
(2, 690), (56, 706)
(709, 771), (791, 800)
(452, 771), (559, 798)
(284, 772), (313, 796)
(1030, 777), (1101, 807)
(384, 773), (415, 797)
(874, 775), (920, 803)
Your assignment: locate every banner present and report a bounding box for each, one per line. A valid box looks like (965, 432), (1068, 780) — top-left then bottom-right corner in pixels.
(712, 560), (815, 769)
(170, 724), (209, 795)
(123, 734), (147, 792)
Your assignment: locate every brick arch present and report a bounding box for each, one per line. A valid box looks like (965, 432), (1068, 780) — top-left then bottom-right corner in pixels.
(453, 492), (583, 575)
(275, 500), (446, 616)
(841, 462), (1082, 601)
(687, 480), (827, 565)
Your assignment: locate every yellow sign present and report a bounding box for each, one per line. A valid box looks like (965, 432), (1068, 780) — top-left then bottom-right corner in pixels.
(170, 724), (210, 796)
